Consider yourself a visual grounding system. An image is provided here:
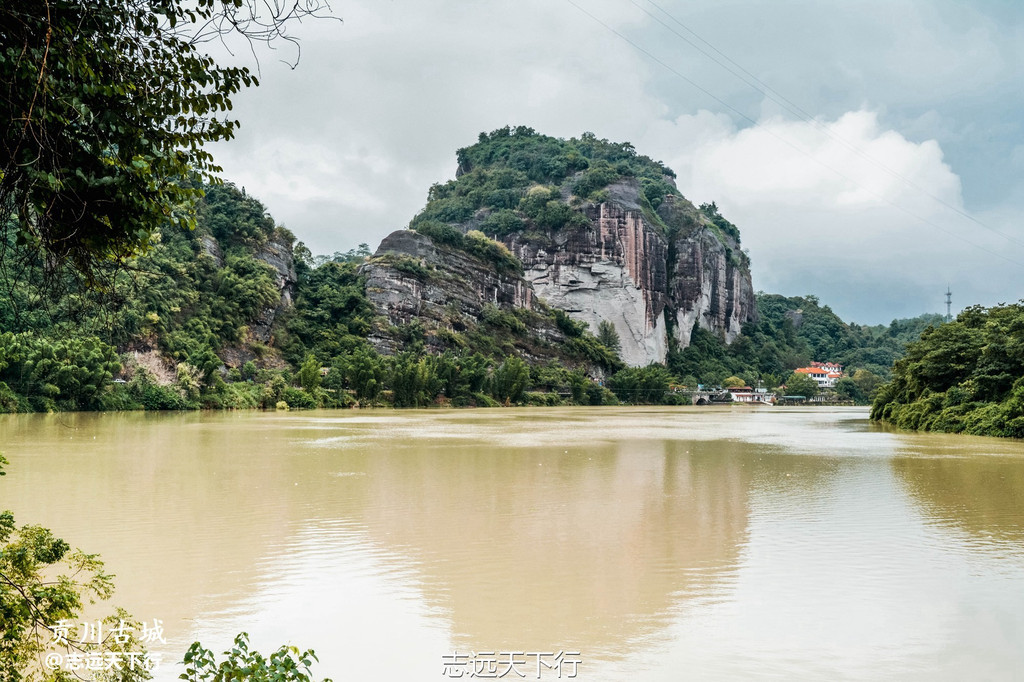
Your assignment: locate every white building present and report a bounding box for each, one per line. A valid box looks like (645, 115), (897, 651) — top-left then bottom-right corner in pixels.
(794, 366), (842, 388)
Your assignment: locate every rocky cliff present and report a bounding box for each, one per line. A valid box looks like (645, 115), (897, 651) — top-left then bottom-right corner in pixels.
(504, 181), (670, 366)
(359, 230), (578, 366)
(659, 193), (757, 351)
(200, 227), (297, 345)
(360, 127), (758, 367)
(501, 180), (756, 366)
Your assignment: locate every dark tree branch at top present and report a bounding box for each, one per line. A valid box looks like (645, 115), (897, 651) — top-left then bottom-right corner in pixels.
(0, 0), (336, 291)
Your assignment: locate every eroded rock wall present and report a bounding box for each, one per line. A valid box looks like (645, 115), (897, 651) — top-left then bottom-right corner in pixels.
(671, 228), (756, 348)
(359, 231), (559, 358)
(503, 180), (756, 366)
(505, 186), (669, 367)
(359, 182), (756, 367)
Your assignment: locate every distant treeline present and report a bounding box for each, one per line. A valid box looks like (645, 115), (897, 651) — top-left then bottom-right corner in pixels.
(872, 302), (1024, 438)
(0, 182), (942, 413)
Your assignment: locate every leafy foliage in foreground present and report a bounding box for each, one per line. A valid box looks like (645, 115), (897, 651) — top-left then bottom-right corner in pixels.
(0, 455), (152, 682)
(871, 302), (1024, 437)
(181, 633), (329, 682)
(0, 0), (326, 282)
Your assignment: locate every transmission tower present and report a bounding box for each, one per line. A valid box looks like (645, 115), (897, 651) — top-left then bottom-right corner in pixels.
(945, 286), (952, 323)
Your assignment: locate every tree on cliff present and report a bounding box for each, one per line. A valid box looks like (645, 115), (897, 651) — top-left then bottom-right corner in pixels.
(0, 0), (331, 285)
(597, 320), (621, 355)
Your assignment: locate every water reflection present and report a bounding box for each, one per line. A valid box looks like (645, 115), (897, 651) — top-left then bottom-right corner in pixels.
(891, 433), (1024, 551)
(1, 408), (1024, 681)
(344, 436), (752, 655)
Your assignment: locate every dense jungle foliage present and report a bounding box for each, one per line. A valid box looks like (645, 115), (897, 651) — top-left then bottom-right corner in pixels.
(409, 126), (682, 247)
(0, 173), (946, 413)
(0, 183), (622, 412)
(871, 303), (1024, 437)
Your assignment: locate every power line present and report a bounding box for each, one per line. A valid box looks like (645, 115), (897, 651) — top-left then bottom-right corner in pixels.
(636, 0), (1024, 251)
(561, 0), (1024, 267)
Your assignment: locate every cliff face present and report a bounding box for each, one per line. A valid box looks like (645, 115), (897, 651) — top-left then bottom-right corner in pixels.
(504, 182), (669, 366)
(671, 229), (756, 348)
(658, 194), (756, 350)
(251, 235), (298, 343)
(502, 180), (756, 365)
(359, 231), (569, 363)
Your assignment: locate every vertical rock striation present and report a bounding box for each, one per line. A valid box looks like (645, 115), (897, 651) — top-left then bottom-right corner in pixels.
(504, 182), (669, 367)
(250, 233), (298, 343)
(502, 180), (756, 365)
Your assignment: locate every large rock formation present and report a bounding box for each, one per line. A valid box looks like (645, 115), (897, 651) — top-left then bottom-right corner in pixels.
(359, 231), (570, 364)
(659, 193), (757, 350)
(357, 129), (757, 367)
(502, 180), (756, 366)
(504, 182), (670, 367)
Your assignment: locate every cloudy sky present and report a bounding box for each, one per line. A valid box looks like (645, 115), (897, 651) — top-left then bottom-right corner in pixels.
(209, 0), (1024, 324)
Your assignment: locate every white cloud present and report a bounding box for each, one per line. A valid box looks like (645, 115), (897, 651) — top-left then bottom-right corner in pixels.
(653, 110), (962, 211)
(645, 109), (1024, 321)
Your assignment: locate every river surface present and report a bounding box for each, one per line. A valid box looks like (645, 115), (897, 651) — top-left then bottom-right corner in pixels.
(2, 406), (1023, 680)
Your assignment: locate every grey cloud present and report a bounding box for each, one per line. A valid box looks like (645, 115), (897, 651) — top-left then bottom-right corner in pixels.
(206, 0), (1024, 323)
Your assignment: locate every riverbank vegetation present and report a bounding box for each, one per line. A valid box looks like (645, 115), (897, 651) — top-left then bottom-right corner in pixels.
(0, 178), (943, 412)
(871, 303), (1024, 438)
(667, 294), (940, 403)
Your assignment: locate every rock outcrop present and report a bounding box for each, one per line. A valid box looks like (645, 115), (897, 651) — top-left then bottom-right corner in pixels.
(251, 234), (298, 343)
(658, 194), (757, 350)
(502, 180), (756, 366)
(359, 231), (569, 363)
(359, 179), (756, 367)
(504, 182), (670, 366)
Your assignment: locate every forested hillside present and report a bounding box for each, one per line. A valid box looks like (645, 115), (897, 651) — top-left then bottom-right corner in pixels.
(668, 293), (941, 401)
(0, 183), (622, 410)
(0, 133), (943, 412)
(871, 303), (1024, 437)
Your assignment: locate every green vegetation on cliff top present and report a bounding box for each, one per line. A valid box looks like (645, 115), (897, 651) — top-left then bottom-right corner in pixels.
(411, 126), (681, 242)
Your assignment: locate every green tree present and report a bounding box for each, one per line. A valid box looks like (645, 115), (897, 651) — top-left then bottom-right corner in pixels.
(851, 369), (883, 401)
(391, 353), (437, 407)
(0, 454), (151, 681)
(298, 354), (322, 392)
(568, 370), (588, 404)
(783, 372), (819, 398)
(723, 375), (746, 388)
(182, 632), (330, 682)
(607, 365), (673, 404)
(345, 348), (386, 402)
(871, 303), (1024, 437)
(491, 357), (530, 404)
(0, 0), (327, 281)
(597, 320), (621, 354)
(834, 377), (864, 403)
